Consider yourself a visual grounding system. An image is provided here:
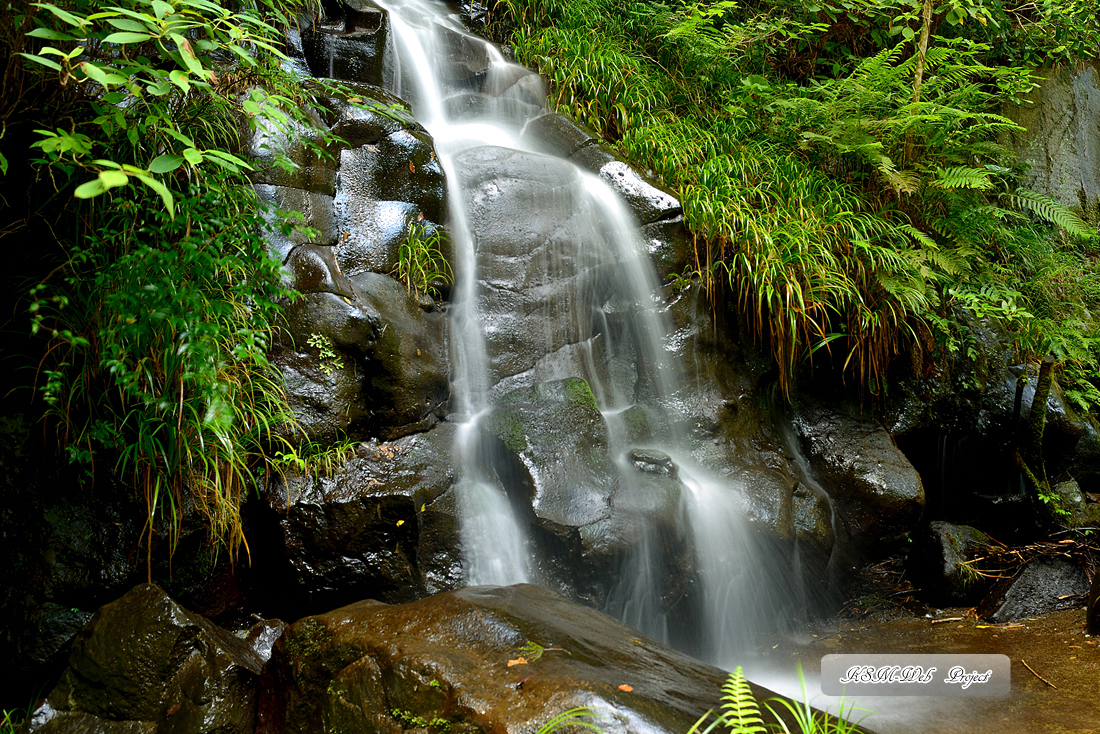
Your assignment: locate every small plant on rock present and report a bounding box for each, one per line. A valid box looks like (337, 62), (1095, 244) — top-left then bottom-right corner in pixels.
(307, 333), (345, 376)
(394, 222), (452, 299)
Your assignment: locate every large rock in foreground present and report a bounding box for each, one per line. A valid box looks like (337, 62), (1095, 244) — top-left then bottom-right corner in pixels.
(257, 584), (788, 734)
(25, 584), (277, 734)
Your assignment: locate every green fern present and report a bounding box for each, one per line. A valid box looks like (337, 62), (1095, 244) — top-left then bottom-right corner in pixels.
(719, 667), (767, 734)
(1005, 188), (1097, 239)
(930, 166), (994, 190)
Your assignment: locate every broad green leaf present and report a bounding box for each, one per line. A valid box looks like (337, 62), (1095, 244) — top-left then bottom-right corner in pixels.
(149, 153), (185, 173)
(901, 26), (914, 40)
(74, 178), (108, 198)
(33, 3), (85, 28)
(99, 169), (128, 189)
(205, 149), (252, 170)
(182, 147), (203, 165)
(106, 18), (149, 32)
(27, 28), (76, 40)
(79, 61), (108, 84)
(146, 79), (173, 96)
(18, 53), (63, 71)
(152, 0), (174, 19)
(164, 129), (195, 147)
(169, 69), (190, 92)
(0, 151), (7, 176)
(104, 31), (154, 44)
(169, 33), (206, 77)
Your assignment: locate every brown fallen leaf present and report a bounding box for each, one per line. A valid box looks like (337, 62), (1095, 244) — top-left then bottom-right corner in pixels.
(618, 684), (633, 692)
(409, 161), (415, 172)
(167, 704), (180, 716)
(507, 657), (527, 667)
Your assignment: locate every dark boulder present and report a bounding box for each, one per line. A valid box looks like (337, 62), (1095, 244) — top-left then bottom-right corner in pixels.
(276, 272), (448, 443)
(256, 583), (793, 734)
(333, 129), (447, 277)
(261, 422), (462, 612)
(249, 112), (340, 196)
(977, 557), (1090, 623)
(792, 399), (924, 551)
(454, 146), (627, 385)
(482, 379), (693, 606)
(351, 272), (450, 436)
(0, 413), (144, 699)
(25, 584), (264, 734)
(254, 185), (339, 261)
(1088, 568), (1100, 635)
(908, 521), (992, 604)
(520, 112), (601, 158)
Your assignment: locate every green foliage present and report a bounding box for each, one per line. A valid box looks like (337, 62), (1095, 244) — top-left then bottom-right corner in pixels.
(307, 333), (345, 376)
(686, 666), (766, 734)
(4, 0), (339, 573)
(272, 433), (356, 478)
(687, 666), (866, 734)
(496, 0), (1100, 404)
(31, 179), (294, 569)
(394, 221), (452, 299)
(391, 709), (453, 733)
(536, 707), (603, 734)
(1, 708), (23, 734)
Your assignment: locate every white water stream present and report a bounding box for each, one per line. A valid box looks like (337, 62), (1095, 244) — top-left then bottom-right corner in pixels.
(373, 0), (812, 664)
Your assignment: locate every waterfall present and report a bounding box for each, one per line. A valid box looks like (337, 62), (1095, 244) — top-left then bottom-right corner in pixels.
(373, 0), (811, 664)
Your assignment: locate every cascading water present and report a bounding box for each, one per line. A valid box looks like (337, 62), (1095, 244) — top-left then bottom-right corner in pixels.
(373, 0), (817, 665)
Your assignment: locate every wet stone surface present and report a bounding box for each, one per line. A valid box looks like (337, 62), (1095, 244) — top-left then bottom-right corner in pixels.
(257, 584), (796, 734)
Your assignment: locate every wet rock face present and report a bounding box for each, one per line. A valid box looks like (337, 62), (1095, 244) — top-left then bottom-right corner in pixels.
(1088, 570), (1100, 635)
(25, 584), (272, 734)
(1004, 61), (1100, 224)
(978, 558), (1090, 623)
(247, 80), (451, 443)
(256, 584), (786, 734)
(792, 399), (924, 551)
(519, 112), (682, 226)
(0, 413), (146, 698)
(260, 422), (462, 613)
(481, 379), (692, 607)
(301, 0), (389, 87)
(908, 521), (992, 605)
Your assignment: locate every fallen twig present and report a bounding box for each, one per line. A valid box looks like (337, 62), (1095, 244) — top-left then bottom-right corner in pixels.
(1022, 660), (1057, 689)
(930, 617), (965, 624)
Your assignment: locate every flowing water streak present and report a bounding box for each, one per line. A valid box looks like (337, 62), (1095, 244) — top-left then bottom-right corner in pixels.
(377, 0), (530, 584)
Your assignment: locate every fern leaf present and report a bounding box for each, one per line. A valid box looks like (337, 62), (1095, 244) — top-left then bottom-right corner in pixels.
(897, 223), (938, 249)
(720, 667), (767, 734)
(1006, 188), (1097, 238)
(930, 166), (994, 190)
(884, 169), (921, 194)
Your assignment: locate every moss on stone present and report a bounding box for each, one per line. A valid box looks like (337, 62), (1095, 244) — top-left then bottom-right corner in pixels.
(285, 618), (334, 660)
(484, 408), (528, 454)
(562, 378), (599, 411)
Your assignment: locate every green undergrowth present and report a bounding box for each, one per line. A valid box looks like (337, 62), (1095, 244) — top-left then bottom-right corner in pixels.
(689, 666), (867, 734)
(492, 0), (1100, 405)
(0, 0), (369, 575)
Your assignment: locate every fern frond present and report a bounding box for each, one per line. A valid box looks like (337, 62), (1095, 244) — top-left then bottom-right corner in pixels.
(720, 667), (767, 734)
(884, 169), (921, 194)
(930, 166), (994, 190)
(1006, 188), (1097, 239)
